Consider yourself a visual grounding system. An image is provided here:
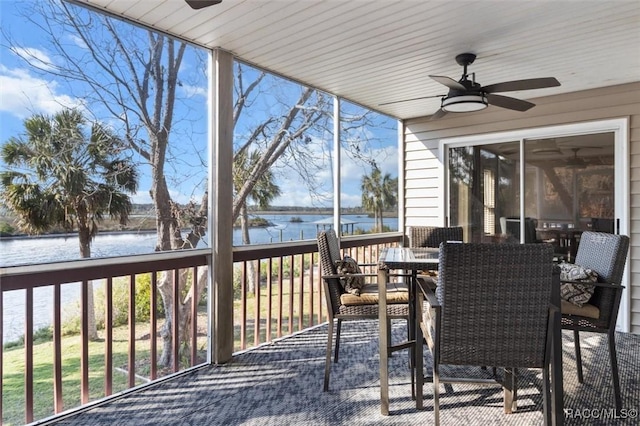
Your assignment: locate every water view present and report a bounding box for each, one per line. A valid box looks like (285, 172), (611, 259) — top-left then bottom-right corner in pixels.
(0, 213), (398, 343)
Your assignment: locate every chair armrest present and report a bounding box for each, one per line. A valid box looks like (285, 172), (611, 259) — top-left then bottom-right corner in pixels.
(418, 278), (440, 308)
(322, 273), (377, 279)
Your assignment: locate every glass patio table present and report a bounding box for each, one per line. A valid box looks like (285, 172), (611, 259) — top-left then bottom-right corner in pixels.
(377, 246), (439, 415)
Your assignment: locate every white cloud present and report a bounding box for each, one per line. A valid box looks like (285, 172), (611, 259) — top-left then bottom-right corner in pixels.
(67, 34), (88, 50)
(181, 83), (207, 98)
(10, 47), (55, 71)
(0, 65), (85, 119)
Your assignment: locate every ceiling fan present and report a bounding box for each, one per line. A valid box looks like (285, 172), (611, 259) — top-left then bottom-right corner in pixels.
(565, 148), (588, 169)
(185, 0), (222, 9)
(380, 53), (561, 120)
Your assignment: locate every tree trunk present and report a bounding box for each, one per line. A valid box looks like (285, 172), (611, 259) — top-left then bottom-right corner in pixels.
(78, 225), (98, 340)
(240, 204), (257, 294)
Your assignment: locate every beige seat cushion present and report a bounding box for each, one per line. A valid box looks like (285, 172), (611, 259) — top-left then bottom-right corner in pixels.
(340, 282), (409, 306)
(560, 300), (600, 319)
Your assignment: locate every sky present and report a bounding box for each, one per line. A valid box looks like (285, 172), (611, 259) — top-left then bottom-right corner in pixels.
(0, 0), (399, 209)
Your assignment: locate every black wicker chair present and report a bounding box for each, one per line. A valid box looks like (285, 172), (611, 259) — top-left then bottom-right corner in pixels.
(421, 242), (556, 425)
(408, 226), (463, 248)
(317, 230), (410, 392)
(560, 231), (629, 410)
(408, 226), (463, 275)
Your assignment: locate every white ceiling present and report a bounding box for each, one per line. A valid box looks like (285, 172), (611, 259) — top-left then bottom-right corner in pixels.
(72, 0), (640, 120)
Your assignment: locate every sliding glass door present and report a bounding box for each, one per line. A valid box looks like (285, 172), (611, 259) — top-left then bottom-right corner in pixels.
(447, 132), (616, 261)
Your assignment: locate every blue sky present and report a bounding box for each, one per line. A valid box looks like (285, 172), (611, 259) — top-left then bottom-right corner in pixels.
(0, 0), (398, 209)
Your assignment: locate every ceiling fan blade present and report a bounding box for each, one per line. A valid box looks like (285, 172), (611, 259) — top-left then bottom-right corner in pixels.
(430, 108), (448, 120)
(486, 94), (535, 112)
(429, 75), (466, 91)
(185, 0), (223, 10)
(482, 77), (560, 93)
(378, 95), (444, 106)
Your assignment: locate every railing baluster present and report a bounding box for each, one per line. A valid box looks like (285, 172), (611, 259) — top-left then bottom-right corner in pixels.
(277, 256), (283, 338)
(240, 261), (247, 350)
(25, 287), (34, 424)
(81, 280), (89, 404)
(172, 269), (179, 372)
(129, 274), (136, 387)
(298, 254), (304, 330)
(309, 253), (314, 327)
(150, 272), (157, 380)
(288, 255), (294, 333)
(105, 277), (113, 396)
(254, 260), (261, 347)
(53, 283), (63, 413)
(191, 266), (198, 366)
(266, 258), (273, 342)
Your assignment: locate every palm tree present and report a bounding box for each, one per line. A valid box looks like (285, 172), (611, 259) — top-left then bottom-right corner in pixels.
(361, 167), (397, 232)
(0, 108), (139, 339)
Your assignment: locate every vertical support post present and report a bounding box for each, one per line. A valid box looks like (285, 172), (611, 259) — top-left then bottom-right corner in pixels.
(211, 48), (235, 363)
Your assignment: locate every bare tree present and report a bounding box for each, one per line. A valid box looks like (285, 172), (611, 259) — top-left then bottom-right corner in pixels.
(4, 2), (389, 369)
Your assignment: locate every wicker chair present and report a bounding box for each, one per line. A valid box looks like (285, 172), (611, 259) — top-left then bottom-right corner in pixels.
(408, 226), (463, 275)
(560, 231), (629, 410)
(408, 226), (463, 248)
(317, 230), (410, 392)
(421, 242), (556, 425)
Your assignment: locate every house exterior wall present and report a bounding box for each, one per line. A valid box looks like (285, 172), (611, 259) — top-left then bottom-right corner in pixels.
(403, 82), (640, 334)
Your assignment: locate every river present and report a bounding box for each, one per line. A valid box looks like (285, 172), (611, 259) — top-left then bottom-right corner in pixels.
(0, 214), (397, 343)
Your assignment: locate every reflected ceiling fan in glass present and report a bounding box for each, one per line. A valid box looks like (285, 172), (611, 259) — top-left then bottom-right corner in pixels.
(566, 148), (588, 169)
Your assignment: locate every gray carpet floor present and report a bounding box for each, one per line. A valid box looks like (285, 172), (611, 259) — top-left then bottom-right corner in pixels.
(46, 321), (639, 426)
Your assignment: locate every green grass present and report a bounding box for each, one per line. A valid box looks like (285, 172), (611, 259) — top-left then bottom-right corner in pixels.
(2, 317), (208, 426)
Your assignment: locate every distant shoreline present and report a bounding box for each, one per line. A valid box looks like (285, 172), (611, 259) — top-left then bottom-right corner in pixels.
(0, 211), (398, 240)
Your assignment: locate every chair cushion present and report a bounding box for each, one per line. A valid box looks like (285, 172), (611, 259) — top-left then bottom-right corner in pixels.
(559, 263), (598, 307)
(560, 300), (600, 319)
(335, 255), (365, 295)
(340, 282), (409, 306)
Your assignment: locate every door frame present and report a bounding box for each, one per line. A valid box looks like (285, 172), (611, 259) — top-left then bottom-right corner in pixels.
(439, 118), (630, 331)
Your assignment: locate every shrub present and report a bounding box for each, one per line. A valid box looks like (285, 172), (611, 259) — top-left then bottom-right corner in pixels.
(0, 222), (15, 236)
(94, 275), (165, 329)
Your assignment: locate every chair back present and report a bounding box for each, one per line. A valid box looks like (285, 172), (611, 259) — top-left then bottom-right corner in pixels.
(408, 226), (463, 248)
(504, 217), (538, 243)
(574, 231), (629, 325)
(436, 242), (555, 369)
(317, 230), (344, 317)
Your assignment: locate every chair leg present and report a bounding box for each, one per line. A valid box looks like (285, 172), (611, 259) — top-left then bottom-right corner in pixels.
(608, 331), (622, 411)
(573, 330), (584, 383)
(323, 319), (334, 392)
(503, 367), (516, 414)
(334, 319), (342, 362)
(542, 364), (551, 426)
(434, 361), (440, 426)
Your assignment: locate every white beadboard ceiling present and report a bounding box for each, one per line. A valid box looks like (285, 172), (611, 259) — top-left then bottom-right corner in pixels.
(71, 0), (640, 120)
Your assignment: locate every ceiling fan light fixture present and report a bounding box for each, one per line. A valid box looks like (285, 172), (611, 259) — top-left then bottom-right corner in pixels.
(442, 94), (488, 112)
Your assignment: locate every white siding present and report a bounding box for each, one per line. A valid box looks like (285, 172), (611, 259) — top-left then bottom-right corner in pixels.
(403, 82), (640, 334)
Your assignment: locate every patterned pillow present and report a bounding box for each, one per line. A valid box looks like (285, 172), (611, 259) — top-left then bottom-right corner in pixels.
(559, 263), (598, 307)
(334, 256), (365, 296)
